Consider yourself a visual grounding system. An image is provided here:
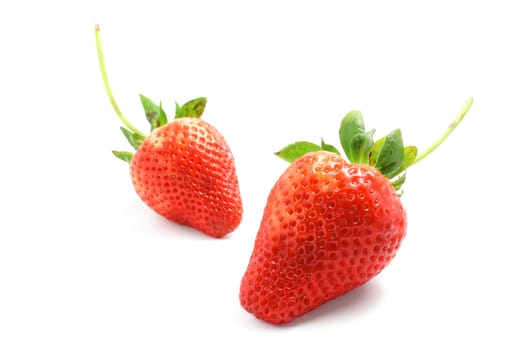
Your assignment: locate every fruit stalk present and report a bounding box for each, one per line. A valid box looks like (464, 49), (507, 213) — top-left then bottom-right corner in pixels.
(411, 97), (474, 166)
(95, 25), (145, 138)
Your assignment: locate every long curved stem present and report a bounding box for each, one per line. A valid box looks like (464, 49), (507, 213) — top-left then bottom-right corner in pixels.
(95, 25), (145, 137)
(411, 97), (474, 166)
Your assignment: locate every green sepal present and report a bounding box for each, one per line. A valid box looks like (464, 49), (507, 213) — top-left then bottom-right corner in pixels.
(348, 130), (375, 164)
(390, 171), (407, 191)
(387, 145), (418, 179)
(339, 111), (365, 161)
(370, 129), (405, 179)
(401, 145), (418, 170)
(119, 127), (145, 150)
(321, 138), (341, 155)
(275, 141), (321, 163)
(140, 94), (168, 131)
(158, 102), (167, 126)
(369, 137), (384, 166)
(112, 150), (133, 163)
(175, 97), (207, 119)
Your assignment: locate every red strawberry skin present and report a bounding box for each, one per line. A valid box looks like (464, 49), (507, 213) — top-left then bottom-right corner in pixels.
(130, 117), (242, 238)
(239, 151), (406, 324)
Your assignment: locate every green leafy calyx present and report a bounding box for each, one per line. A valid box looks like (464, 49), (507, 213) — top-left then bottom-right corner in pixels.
(275, 97), (474, 194)
(276, 112), (415, 192)
(95, 23), (209, 163)
(110, 96), (208, 163)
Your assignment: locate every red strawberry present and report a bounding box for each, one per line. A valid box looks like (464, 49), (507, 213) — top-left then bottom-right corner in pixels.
(96, 25), (242, 238)
(240, 100), (473, 324)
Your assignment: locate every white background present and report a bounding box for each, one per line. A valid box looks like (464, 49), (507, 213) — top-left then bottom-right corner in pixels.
(1, 0), (524, 349)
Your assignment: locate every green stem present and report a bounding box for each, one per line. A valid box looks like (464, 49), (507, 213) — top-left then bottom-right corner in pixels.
(411, 97), (474, 166)
(95, 25), (145, 137)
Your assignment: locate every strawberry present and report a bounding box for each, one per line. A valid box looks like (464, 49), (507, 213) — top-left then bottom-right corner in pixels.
(95, 25), (242, 238)
(240, 99), (473, 324)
